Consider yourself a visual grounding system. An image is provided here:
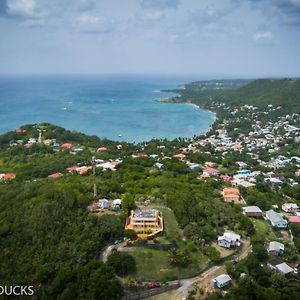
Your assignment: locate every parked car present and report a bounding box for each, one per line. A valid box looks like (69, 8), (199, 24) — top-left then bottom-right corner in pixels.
(114, 239), (122, 245)
(147, 282), (160, 289)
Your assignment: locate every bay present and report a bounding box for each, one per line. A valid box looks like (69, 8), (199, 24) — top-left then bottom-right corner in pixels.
(0, 75), (214, 142)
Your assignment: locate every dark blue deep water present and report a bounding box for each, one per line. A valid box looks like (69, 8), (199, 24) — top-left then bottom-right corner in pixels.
(0, 75), (215, 142)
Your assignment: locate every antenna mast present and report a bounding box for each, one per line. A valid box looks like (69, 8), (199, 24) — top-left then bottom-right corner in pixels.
(92, 156), (97, 201)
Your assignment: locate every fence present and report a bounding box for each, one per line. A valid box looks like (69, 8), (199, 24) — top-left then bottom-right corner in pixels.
(126, 243), (173, 251)
(121, 282), (180, 300)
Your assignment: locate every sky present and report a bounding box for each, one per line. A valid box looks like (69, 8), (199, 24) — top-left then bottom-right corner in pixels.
(0, 0), (300, 78)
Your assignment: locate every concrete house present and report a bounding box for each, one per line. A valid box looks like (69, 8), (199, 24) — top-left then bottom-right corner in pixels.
(222, 187), (243, 203)
(210, 274), (232, 289)
(275, 263), (294, 276)
(282, 203), (299, 213)
(99, 199), (110, 209)
(218, 232), (241, 248)
(266, 209), (288, 228)
(243, 206), (262, 217)
(125, 208), (163, 237)
(267, 241), (285, 255)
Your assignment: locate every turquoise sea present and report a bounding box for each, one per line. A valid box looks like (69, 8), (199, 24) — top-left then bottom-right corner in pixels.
(0, 75), (215, 142)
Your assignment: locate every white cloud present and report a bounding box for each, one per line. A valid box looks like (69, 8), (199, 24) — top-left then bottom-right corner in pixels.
(6, 0), (45, 19)
(140, 0), (179, 10)
(5, 0), (47, 27)
(253, 31), (273, 41)
(290, 0), (300, 7)
(74, 13), (115, 33)
(169, 34), (178, 41)
(141, 11), (164, 21)
(21, 18), (45, 27)
(7, 0), (36, 17)
(78, 0), (95, 11)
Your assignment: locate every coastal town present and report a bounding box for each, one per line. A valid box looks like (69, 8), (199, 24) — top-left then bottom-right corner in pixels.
(0, 79), (300, 299)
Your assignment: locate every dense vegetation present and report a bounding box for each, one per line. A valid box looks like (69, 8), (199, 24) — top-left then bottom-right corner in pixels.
(0, 178), (124, 299)
(217, 78), (300, 114)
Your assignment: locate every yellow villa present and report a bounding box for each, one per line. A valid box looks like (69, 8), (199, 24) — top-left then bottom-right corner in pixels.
(125, 208), (163, 237)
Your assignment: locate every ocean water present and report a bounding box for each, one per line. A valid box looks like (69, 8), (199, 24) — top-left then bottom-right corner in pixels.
(0, 75), (215, 143)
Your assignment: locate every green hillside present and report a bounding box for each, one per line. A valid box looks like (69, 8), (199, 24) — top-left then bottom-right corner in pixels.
(217, 78), (300, 113)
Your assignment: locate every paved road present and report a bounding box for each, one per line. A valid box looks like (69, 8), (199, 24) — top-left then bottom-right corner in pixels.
(100, 240), (252, 299)
(99, 242), (126, 263)
(176, 242), (253, 298)
(178, 265), (221, 297)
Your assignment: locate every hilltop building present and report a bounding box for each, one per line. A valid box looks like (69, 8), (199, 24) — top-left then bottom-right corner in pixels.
(125, 208), (163, 237)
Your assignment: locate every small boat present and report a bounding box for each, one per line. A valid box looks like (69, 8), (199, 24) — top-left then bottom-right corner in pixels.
(62, 107), (67, 111)
(118, 134), (122, 137)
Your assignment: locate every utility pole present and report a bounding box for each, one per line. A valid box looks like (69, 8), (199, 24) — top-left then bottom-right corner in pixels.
(37, 128), (43, 143)
(92, 156), (97, 201)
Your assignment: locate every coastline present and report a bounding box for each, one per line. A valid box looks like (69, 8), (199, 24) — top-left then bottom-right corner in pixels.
(156, 93), (218, 133)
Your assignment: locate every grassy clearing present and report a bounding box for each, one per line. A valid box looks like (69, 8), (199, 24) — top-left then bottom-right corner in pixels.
(155, 206), (182, 243)
(128, 204), (208, 281)
(138, 204), (182, 244)
(252, 219), (277, 241)
(131, 247), (208, 281)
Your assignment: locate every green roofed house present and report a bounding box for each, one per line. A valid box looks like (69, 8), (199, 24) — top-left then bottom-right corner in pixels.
(210, 274), (232, 289)
(266, 209), (288, 228)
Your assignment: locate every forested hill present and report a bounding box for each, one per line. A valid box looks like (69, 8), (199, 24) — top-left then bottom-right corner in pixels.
(166, 78), (300, 114)
(216, 78), (300, 113)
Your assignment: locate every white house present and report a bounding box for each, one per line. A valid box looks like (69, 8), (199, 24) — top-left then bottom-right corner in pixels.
(210, 274), (232, 288)
(282, 203), (299, 213)
(99, 198), (110, 209)
(218, 231), (241, 248)
(275, 263), (294, 276)
(267, 241), (285, 255)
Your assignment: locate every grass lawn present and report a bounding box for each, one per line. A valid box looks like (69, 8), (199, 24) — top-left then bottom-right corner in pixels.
(128, 204), (208, 281)
(135, 203), (182, 243)
(131, 247), (208, 282)
(145, 205), (182, 244)
(252, 219), (278, 241)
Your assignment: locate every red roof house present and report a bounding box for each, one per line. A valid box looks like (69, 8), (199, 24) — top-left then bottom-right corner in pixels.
(61, 143), (73, 149)
(4, 173), (16, 180)
(288, 216), (300, 223)
(220, 175), (233, 182)
(66, 166), (79, 172)
(76, 166), (92, 175)
(48, 172), (63, 179)
(203, 166), (219, 176)
(97, 147), (108, 152)
(43, 139), (55, 146)
(223, 187), (241, 203)
(173, 153), (186, 159)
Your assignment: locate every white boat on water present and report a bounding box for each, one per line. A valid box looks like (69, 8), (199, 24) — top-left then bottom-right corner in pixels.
(118, 134), (122, 137)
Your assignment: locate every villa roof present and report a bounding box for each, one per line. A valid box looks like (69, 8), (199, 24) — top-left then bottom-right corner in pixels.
(132, 209), (157, 219)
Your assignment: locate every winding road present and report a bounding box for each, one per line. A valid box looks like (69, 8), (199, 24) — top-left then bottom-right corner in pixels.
(99, 240), (252, 299)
